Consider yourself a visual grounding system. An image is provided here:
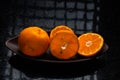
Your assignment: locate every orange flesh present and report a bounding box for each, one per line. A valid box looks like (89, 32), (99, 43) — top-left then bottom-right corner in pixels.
(50, 25), (74, 40)
(78, 33), (104, 57)
(50, 32), (79, 60)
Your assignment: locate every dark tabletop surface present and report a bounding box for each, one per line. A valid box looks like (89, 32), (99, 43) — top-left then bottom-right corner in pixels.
(0, 0), (120, 80)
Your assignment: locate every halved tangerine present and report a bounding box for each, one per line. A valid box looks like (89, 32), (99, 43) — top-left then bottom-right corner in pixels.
(50, 25), (74, 40)
(50, 31), (79, 60)
(78, 32), (104, 57)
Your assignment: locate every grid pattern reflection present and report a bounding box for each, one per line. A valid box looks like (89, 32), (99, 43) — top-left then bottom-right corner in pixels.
(8, 0), (100, 36)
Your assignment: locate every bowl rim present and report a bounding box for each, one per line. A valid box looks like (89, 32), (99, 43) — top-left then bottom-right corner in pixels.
(5, 36), (108, 63)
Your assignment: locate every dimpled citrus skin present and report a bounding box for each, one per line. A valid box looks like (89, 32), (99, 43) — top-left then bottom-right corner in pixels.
(18, 26), (50, 57)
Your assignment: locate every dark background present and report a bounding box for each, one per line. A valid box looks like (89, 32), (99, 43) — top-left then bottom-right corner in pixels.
(98, 0), (120, 80)
(0, 0), (120, 80)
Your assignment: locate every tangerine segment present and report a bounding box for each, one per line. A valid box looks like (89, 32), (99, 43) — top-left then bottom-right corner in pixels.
(18, 26), (50, 57)
(78, 33), (104, 57)
(50, 25), (74, 40)
(50, 32), (79, 60)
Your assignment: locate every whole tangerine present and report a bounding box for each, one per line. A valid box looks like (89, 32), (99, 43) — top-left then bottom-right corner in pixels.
(18, 26), (50, 57)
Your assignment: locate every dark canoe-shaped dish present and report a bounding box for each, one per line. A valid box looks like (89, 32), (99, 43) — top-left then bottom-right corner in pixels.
(5, 36), (108, 63)
(5, 35), (109, 78)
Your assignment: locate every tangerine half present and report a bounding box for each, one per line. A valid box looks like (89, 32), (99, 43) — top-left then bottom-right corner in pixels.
(50, 25), (74, 40)
(18, 26), (50, 57)
(50, 31), (79, 60)
(77, 32), (104, 57)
